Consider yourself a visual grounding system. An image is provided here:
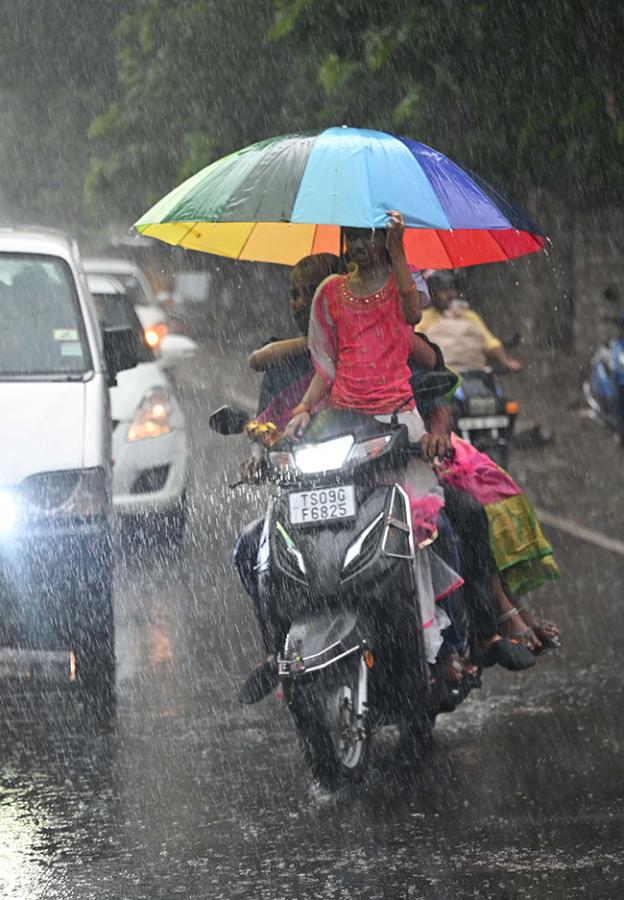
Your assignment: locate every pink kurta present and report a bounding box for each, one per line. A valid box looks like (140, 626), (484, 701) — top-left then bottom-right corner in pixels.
(307, 273), (463, 657)
(310, 274), (416, 415)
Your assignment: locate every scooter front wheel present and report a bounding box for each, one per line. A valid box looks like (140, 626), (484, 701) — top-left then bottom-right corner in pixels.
(285, 654), (370, 786)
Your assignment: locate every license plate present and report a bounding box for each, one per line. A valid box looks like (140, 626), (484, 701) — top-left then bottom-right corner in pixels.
(457, 415), (510, 430)
(289, 485), (356, 526)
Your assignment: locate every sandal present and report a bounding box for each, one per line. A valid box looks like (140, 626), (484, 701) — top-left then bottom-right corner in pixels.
(436, 647), (465, 685)
(429, 647), (467, 713)
(477, 636), (536, 671)
(497, 605), (542, 653)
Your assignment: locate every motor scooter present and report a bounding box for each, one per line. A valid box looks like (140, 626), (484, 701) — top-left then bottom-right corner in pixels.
(584, 311), (624, 444)
(210, 373), (480, 786)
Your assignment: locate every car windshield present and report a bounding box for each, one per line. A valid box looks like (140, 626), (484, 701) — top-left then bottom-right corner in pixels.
(0, 254), (91, 378)
(92, 291), (153, 364)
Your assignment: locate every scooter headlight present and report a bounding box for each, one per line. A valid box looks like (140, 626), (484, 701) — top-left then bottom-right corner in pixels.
(293, 435), (354, 474)
(347, 435), (392, 465)
(271, 433), (392, 476)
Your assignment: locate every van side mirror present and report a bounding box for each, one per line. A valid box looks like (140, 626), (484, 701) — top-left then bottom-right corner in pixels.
(103, 326), (140, 387)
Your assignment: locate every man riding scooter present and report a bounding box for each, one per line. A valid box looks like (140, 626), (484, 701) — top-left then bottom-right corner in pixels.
(416, 270), (522, 373)
(417, 270), (522, 467)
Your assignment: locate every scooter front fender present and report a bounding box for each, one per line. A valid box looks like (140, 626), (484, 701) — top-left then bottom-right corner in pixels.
(279, 608), (367, 676)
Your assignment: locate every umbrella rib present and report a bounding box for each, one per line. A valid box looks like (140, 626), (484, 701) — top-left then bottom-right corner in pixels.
(236, 221), (257, 261)
(489, 227), (544, 258)
(479, 227), (527, 264)
(432, 230), (453, 269)
(173, 221), (200, 248)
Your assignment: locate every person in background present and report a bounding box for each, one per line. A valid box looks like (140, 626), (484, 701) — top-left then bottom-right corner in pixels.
(417, 270), (522, 373)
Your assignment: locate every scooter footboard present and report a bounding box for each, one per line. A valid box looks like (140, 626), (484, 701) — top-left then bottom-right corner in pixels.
(279, 609), (367, 676)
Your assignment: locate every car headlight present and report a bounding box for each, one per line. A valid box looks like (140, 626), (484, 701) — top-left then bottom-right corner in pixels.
(293, 435), (354, 474)
(144, 323), (169, 350)
(127, 388), (171, 442)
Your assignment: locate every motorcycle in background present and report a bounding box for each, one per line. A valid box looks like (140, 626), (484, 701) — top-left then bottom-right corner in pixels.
(451, 335), (521, 469)
(584, 307), (624, 445)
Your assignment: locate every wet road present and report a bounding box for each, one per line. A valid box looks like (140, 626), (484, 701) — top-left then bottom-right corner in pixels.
(1, 344), (624, 900)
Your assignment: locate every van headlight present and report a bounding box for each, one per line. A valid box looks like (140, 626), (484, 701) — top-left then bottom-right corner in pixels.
(0, 489), (18, 535)
(127, 388), (171, 442)
(22, 468), (109, 519)
(0, 468), (110, 536)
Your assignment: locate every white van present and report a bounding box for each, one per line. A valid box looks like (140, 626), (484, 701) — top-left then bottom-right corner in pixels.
(0, 229), (138, 699)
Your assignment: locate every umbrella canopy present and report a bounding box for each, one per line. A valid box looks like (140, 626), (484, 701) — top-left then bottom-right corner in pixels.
(135, 127), (544, 268)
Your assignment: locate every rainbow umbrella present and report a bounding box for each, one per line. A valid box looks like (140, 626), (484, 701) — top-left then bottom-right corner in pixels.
(135, 127), (544, 268)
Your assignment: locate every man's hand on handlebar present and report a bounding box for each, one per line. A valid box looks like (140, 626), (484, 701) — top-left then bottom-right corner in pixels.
(420, 430), (454, 462)
(421, 404), (454, 462)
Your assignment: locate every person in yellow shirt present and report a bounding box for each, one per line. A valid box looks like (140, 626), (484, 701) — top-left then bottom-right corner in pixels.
(416, 270), (522, 373)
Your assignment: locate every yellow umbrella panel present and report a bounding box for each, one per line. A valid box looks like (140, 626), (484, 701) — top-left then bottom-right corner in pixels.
(136, 221), (341, 266)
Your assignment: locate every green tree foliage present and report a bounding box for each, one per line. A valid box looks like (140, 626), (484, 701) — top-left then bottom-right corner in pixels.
(0, 0), (122, 229)
(0, 0), (622, 230)
(85, 0), (288, 223)
(270, 0), (624, 203)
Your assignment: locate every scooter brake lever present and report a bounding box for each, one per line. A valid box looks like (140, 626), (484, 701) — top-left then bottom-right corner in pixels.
(229, 473), (267, 489)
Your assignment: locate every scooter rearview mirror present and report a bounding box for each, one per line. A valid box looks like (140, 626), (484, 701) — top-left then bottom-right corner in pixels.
(209, 405), (249, 435)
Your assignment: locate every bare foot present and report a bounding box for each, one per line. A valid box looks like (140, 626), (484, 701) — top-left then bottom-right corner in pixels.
(518, 609), (560, 647)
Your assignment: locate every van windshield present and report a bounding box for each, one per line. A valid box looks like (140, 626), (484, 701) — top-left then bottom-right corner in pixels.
(0, 254), (91, 378)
